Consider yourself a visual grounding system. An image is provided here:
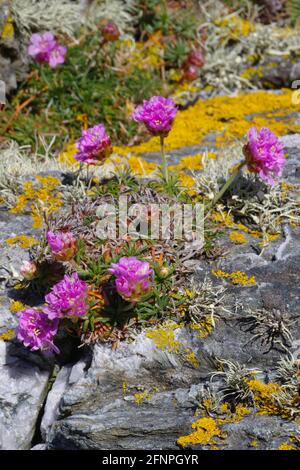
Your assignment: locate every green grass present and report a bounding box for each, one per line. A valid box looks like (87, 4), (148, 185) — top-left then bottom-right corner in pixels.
(1, 30), (164, 152)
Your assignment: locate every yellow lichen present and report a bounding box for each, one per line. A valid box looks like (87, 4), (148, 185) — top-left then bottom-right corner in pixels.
(229, 231), (248, 244)
(10, 176), (62, 229)
(190, 316), (214, 338)
(0, 330), (15, 342)
(212, 269), (256, 286)
(127, 156), (158, 176)
(10, 300), (26, 313)
(5, 235), (39, 249)
(134, 390), (151, 405)
(57, 143), (79, 167)
(116, 90), (300, 155)
(177, 417), (222, 448)
(1, 15), (14, 40)
(278, 443), (297, 451)
(146, 323), (181, 353)
(184, 349), (200, 368)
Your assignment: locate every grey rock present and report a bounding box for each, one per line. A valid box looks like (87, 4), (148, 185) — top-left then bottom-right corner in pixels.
(0, 341), (50, 450)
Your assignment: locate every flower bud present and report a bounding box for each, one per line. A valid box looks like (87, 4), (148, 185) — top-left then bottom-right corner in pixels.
(47, 230), (77, 261)
(102, 22), (120, 42)
(182, 64), (199, 81)
(20, 261), (38, 280)
(187, 49), (204, 68)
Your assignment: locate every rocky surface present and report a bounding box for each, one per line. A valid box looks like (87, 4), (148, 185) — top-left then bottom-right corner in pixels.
(0, 134), (299, 450)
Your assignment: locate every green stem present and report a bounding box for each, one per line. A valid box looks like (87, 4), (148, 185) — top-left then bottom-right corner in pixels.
(160, 135), (169, 183)
(207, 160), (246, 211)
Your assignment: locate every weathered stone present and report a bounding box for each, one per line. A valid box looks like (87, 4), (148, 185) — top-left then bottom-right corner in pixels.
(0, 341), (50, 450)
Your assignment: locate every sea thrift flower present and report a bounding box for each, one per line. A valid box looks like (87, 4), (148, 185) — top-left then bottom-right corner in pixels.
(48, 43), (67, 68)
(47, 230), (77, 261)
(109, 256), (153, 302)
(132, 96), (177, 137)
(243, 127), (285, 185)
(44, 272), (88, 319)
(187, 49), (204, 68)
(28, 32), (66, 68)
(16, 308), (59, 354)
(75, 124), (112, 165)
(102, 21), (120, 42)
(28, 32), (56, 63)
(20, 261), (38, 280)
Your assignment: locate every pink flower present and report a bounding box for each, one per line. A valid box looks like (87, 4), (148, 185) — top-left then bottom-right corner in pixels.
(102, 21), (120, 42)
(44, 272), (88, 320)
(75, 124), (112, 165)
(243, 127), (286, 185)
(48, 44), (67, 68)
(20, 261), (38, 280)
(47, 230), (77, 261)
(132, 96), (177, 137)
(109, 256), (153, 302)
(28, 32), (56, 62)
(28, 32), (66, 68)
(16, 308), (59, 354)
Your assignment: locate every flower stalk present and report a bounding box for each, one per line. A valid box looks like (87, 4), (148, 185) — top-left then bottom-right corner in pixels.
(207, 160), (246, 211)
(160, 135), (169, 183)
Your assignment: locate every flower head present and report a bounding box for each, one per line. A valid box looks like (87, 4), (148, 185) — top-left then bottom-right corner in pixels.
(75, 124), (112, 165)
(109, 256), (153, 302)
(243, 127), (285, 185)
(20, 261), (38, 280)
(44, 272), (88, 320)
(48, 43), (67, 68)
(16, 308), (59, 354)
(47, 230), (77, 261)
(28, 32), (56, 62)
(132, 96), (177, 137)
(102, 21), (120, 42)
(28, 32), (66, 68)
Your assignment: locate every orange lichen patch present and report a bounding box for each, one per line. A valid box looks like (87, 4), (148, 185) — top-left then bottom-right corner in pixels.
(278, 443), (297, 451)
(0, 329), (15, 342)
(169, 154), (205, 172)
(10, 300), (26, 313)
(218, 404), (251, 425)
(259, 233), (280, 247)
(177, 417), (223, 448)
(212, 269), (256, 286)
(10, 176), (62, 229)
(115, 90), (300, 155)
(127, 156), (158, 176)
(247, 379), (285, 417)
(190, 316), (214, 338)
(146, 323), (182, 353)
(1, 15), (14, 40)
(5, 235), (39, 249)
(57, 143), (79, 167)
(184, 349), (200, 368)
(229, 231), (248, 244)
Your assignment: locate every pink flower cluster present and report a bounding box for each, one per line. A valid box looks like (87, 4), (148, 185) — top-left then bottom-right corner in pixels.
(17, 273), (88, 354)
(44, 273), (88, 320)
(109, 256), (153, 302)
(16, 308), (59, 354)
(47, 230), (77, 261)
(244, 127), (286, 185)
(132, 96), (177, 137)
(28, 32), (67, 68)
(75, 124), (112, 165)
